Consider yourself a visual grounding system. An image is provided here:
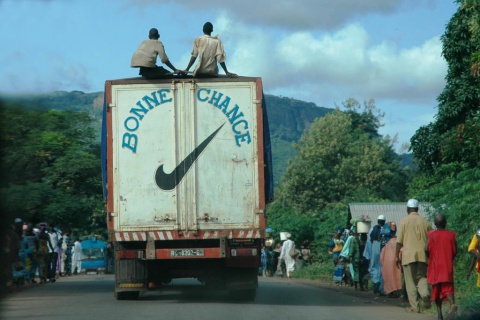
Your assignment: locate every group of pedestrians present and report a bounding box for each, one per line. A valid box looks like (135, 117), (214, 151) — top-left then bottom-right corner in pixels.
(329, 199), (478, 320)
(3, 219), (84, 292)
(396, 199), (464, 320)
(330, 224), (369, 291)
(131, 22), (237, 79)
(260, 232), (311, 279)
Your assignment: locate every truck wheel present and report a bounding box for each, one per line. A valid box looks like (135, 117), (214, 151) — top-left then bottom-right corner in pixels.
(115, 291), (140, 300)
(228, 288), (257, 301)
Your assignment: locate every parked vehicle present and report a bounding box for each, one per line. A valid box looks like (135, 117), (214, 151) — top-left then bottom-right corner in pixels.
(102, 75), (273, 300)
(81, 237), (108, 274)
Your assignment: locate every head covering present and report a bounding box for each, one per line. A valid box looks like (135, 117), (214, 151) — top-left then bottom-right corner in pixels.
(149, 28), (159, 39)
(378, 215), (385, 221)
(407, 199), (419, 208)
(476, 229), (480, 238)
(286, 233), (291, 239)
(14, 218), (22, 224)
(33, 228), (40, 235)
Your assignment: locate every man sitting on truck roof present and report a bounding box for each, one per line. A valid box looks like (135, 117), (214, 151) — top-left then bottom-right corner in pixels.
(183, 22), (237, 78)
(131, 28), (183, 79)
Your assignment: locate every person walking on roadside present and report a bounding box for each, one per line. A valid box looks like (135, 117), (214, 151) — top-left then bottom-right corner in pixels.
(279, 233), (295, 278)
(467, 228), (480, 287)
(427, 213), (457, 320)
(4, 221), (21, 291)
(62, 231), (73, 276)
(330, 230), (345, 285)
(347, 227), (363, 290)
(47, 225), (60, 282)
(364, 215), (386, 294)
(183, 22), (237, 78)
(20, 225), (38, 284)
(72, 238), (83, 275)
(396, 199), (432, 313)
(380, 222), (402, 297)
(35, 223), (51, 284)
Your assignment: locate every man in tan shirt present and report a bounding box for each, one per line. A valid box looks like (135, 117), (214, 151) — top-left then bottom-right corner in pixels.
(396, 199), (432, 313)
(183, 22), (237, 78)
(131, 28), (182, 78)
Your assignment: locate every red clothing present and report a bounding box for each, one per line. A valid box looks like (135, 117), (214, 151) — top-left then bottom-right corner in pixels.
(431, 282), (454, 301)
(427, 229), (456, 284)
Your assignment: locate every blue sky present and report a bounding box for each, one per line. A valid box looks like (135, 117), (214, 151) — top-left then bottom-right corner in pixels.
(0, 0), (458, 151)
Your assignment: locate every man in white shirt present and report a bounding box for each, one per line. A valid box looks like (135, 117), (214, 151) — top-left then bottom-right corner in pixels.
(279, 233), (296, 278)
(183, 22), (237, 78)
(72, 239), (83, 275)
(47, 225), (61, 282)
(131, 28), (182, 78)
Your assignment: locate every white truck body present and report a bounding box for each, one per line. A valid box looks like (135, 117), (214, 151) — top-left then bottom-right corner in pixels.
(102, 76), (272, 300)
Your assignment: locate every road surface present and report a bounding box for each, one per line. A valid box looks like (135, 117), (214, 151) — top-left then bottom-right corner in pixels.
(2, 274), (435, 320)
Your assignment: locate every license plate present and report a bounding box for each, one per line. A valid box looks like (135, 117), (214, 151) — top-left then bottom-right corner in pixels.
(171, 249), (204, 257)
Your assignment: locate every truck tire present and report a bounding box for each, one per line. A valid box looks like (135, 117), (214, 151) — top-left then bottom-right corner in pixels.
(115, 291), (140, 300)
(228, 288), (257, 301)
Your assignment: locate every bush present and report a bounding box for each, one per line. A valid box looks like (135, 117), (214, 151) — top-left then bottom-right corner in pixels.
(294, 262), (333, 281)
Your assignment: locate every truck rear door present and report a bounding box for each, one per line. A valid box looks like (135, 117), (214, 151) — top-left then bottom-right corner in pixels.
(109, 78), (264, 233)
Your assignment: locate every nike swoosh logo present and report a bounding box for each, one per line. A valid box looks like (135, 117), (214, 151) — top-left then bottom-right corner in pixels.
(155, 123), (225, 190)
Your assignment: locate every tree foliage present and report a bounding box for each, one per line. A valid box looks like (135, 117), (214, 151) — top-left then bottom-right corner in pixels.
(0, 102), (103, 235)
(275, 99), (408, 213)
(411, 0), (480, 173)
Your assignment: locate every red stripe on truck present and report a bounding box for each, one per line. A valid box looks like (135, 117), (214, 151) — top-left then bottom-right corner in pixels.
(111, 230), (263, 242)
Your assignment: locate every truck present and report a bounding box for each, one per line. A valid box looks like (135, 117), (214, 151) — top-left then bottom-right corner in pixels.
(80, 237), (109, 274)
(101, 75), (273, 300)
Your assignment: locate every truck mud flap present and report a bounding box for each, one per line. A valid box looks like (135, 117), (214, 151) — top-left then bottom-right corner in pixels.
(225, 267), (258, 290)
(115, 259), (147, 293)
(226, 267), (258, 301)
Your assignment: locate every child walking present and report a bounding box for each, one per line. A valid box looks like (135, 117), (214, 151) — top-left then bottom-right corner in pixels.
(427, 213), (457, 320)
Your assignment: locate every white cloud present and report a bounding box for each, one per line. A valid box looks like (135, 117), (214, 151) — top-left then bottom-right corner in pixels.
(217, 16), (446, 108)
(366, 37), (446, 102)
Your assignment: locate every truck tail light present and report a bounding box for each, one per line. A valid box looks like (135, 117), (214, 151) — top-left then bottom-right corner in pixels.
(230, 248), (258, 257)
(116, 250), (144, 259)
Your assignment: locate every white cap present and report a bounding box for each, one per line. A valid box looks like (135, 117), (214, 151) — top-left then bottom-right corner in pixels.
(286, 233), (291, 238)
(378, 215), (385, 220)
(407, 199), (419, 208)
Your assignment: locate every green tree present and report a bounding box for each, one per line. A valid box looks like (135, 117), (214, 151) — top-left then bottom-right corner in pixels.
(276, 99), (408, 213)
(0, 104), (103, 233)
(410, 0), (480, 173)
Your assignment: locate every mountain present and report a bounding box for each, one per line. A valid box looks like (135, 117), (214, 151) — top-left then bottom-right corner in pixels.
(1, 91), (333, 185)
(264, 95), (332, 184)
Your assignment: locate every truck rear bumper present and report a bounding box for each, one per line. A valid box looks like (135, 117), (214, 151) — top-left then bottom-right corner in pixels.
(116, 237), (260, 261)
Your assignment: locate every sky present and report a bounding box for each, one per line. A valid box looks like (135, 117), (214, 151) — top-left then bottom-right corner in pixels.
(0, 0), (459, 151)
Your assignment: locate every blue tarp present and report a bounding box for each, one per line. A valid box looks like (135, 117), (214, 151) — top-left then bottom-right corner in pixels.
(101, 89), (108, 200)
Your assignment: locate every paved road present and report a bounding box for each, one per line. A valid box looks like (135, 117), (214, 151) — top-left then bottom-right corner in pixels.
(1, 274), (435, 320)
